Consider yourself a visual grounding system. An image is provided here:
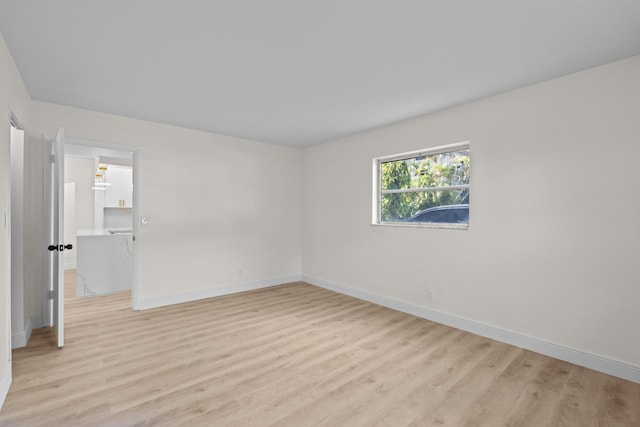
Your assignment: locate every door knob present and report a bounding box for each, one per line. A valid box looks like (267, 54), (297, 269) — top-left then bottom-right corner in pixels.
(47, 243), (73, 251)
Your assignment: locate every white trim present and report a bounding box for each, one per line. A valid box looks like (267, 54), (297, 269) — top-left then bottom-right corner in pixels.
(0, 362), (11, 411)
(64, 261), (77, 270)
(131, 149), (140, 310)
(375, 141), (470, 163)
(137, 275), (302, 310)
(371, 221), (469, 230)
(302, 274), (640, 384)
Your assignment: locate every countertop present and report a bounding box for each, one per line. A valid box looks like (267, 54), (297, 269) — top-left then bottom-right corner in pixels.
(77, 228), (133, 237)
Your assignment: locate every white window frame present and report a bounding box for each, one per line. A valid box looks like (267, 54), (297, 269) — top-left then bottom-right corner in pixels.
(372, 141), (470, 229)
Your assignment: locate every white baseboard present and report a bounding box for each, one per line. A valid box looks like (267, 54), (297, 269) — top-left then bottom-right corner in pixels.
(137, 275), (303, 310)
(0, 362), (11, 411)
(302, 274), (640, 384)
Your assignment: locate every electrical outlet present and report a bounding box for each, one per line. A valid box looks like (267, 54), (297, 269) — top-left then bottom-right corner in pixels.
(425, 289), (433, 302)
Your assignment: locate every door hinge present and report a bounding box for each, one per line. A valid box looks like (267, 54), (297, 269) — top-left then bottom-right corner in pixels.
(48, 290), (55, 300)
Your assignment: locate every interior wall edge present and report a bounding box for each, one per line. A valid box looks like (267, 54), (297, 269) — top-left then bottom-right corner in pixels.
(302, 274), (640, 385)
(0, 360), (10, 411)
(30, 315), (42, 330)
(137, 274), (303, 310)
(24, 316), (31, 346)
(11, 316), (32, 349)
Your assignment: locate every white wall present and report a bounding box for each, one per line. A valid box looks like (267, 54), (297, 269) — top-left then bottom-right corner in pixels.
(64, 157), (96, 268)
(63, 183), (75, 269)
(65, 157), (95, 231)
(302, 56), (640, 372)
(0, 32), (33, 408)
(33, 102), (303, 307)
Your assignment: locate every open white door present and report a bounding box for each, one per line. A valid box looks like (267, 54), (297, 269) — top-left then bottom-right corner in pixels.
(44, 128), (66, 347)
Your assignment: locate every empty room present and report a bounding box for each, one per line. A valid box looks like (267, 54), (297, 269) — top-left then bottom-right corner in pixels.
(1, 1), (639, 426)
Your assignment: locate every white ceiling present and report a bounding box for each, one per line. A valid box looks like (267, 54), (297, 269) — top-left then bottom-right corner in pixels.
(1, 1), (640, 147)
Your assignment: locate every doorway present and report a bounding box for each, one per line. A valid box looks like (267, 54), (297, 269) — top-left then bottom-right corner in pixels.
(62, 138), (141, 313)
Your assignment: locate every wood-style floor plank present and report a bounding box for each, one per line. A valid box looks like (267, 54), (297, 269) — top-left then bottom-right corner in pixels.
(0, 270), (638, 426)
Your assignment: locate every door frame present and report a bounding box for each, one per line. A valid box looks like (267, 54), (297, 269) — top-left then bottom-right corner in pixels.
(9, 115), (25, 349)
(43, 128), (65, 346)
(63, 137), (141, 310)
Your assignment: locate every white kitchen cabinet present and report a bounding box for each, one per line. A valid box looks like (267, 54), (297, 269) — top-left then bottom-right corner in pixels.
(104, 165), (133, 208)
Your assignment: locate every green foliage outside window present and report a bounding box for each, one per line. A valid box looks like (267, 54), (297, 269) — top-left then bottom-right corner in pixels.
(380, 150), (469, 221)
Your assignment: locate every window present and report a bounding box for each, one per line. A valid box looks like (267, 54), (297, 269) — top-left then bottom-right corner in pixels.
(373, 142), (470, 228)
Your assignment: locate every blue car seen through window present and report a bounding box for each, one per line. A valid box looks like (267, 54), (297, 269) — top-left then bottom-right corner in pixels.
(407, 204), (469, 224)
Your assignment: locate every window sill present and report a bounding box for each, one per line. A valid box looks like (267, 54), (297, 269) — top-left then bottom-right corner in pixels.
(371, 222), (469, 230)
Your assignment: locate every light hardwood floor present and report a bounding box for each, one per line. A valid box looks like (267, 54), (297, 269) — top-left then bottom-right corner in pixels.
(1, 270), (639, 426)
